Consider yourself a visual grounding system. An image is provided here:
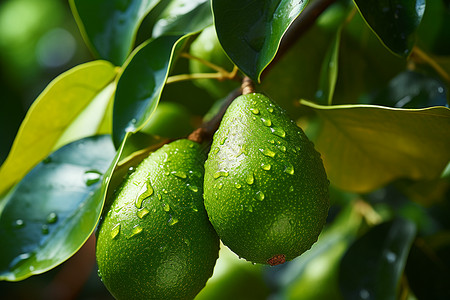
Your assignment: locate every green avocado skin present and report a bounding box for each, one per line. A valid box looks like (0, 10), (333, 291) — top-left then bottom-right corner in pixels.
(96, 139), (219, 300)
(204, 93), (329, 265)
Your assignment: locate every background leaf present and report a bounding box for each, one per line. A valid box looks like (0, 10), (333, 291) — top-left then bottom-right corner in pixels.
(0, 61), (116, 197)
(0, 135), (115, 281)
(212, 0), (309, 82)
(353, 0), (426, 56)
(301, 101), (450, 193)
(152, 0), (213, 37)
(113, 34), (189, 147)
(70, 0), (160, 65)
(339, 218), (417, 300)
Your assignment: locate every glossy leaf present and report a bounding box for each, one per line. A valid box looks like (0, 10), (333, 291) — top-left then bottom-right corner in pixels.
(339, 218), (416, 300)
(417, 0), (450, 56)
(0, 61), (116, 197)
(152, 0), (213, 37)
(70, 0), (160, 65)
(301, 101), (450, 193)
(316, 27), (342, 105)
(212, 0), (309, 82)
(365, 70), (448, 108)
(353, 0), (426, 56)
(0, 135), (115, 281)
(113, 34), (188, 147)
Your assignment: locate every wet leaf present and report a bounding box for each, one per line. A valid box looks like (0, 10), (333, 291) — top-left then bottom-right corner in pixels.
(339, 218), (417, 300)
(353, 0), (426, 56)
(212, 0), (309, 82)
(0, 135), (115, 281)
(70, 0), (160, 65)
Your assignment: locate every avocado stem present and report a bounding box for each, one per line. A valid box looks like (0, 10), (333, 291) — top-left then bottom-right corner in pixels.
(241, 77), (255, 95)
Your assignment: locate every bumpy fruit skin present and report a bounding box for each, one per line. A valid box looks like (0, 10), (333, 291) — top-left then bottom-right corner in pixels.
(204, 93), (329, 265)
(96, 139), (219, 300)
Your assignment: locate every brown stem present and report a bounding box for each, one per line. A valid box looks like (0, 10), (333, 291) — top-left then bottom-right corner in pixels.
(241, 76), (255, 95)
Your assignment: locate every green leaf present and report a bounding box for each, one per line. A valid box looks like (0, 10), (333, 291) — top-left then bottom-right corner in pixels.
(316, 27), (342, 105)
(353, 0), (426, 56)
(301, 101), (450, 193)
(113, 34), (189, 147)
(152, 0), (213, 37)
(212, 0), (309, 82)
(70, 0), (160, 65)
(339, 218), (416, 300)
(0, 61), (116, 197)
(0, 135), (115, 281)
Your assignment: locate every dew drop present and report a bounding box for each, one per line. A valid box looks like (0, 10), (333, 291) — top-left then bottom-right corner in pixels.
(14, 219), (25, 228)
(111, 223), (120, 239)
(9, 253), (31, 269)
(235, 182), (242, 189)
(278, 145), (287, 152)
(260, 148), (276, 158)
(83, 170), (102, 186)
(269, 139), (275, 144)
(164, 170), (170, 176)
(261, 118), (272, 127)
(284, 163), (295, 175)
(213, 170), (229, 179)
(127, 166), (135, 175)
(213, 147), (220, 155)
(217, 182), (223, 190)
(261, 163), (271, 171)
(162, 203), (170, 212)
(171, 171), (187, 179)
(130, 225), (143, 237)
(289, 186), (294, 192)
(385, 251), (397, 263)
(162, 189), (168, 194)
(168, 216), (179, 226)
(184, 238), (191, 246)
(46, 212), (58, 224)
(250, 108), (260, 115)
(188, 185), (199, 193)
(41, 224), (49, 235)
(271, 127), (286, 138)
(135, 181), (153, 209)
(137, 208), (150, 219)
(255, 191), (265, 201)
(220, 137), (227, 145)
(246, 173), (254, 185)
(247, 205), (253, 212)
(267, 107), (274, 113)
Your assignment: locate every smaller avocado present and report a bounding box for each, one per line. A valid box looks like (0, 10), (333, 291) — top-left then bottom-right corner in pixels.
(96, 139), (219, 300)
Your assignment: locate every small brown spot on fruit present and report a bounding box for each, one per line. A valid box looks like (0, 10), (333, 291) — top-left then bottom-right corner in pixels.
(267, 254), (286, 266)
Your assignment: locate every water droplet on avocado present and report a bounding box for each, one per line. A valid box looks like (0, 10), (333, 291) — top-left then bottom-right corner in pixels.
(46, 212), (58, 224)
(220, 137), (227, 145)
(284, 163), (294, 175)
(267, 107), (274, 113)
(184, 238), (191, 246)
(278, 145), (287, 152)
(111, 223), (120, 239)
(130, 225), (143, 237)
(217, 182), (223, 189)
(135, 181), (153, 209)
(213, 147), (220, 155)
(168, 216), (179, 226)
(261, 118), (272, 127)
(213, 170), (229, 179)
(188, 185), (199, 192)
(289, 186), (294, 192)
(127, 166), (135, 175)
(137, 208), (150, 219)
(271, 127), (286, 138)
(250, 108), (260, 115)
(235, 182), (242, 189)
(171, 171), (187, 179)
(255, 191), (265, 201)
(246, 173), (254, 185)
(84, 170), (102, 186)
(260, 148), (276, 158)
(162, 203), (170, 212)
(261, 163), (271, 171)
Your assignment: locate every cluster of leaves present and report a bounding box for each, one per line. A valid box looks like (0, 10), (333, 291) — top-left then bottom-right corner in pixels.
(0, 0), (449, 299)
